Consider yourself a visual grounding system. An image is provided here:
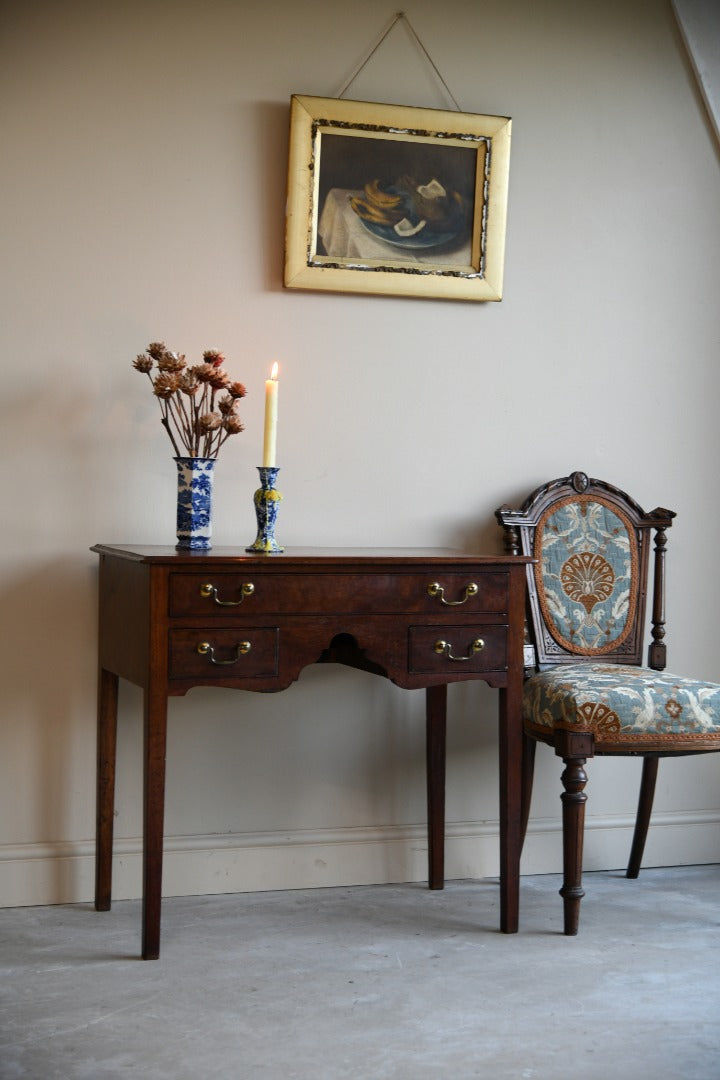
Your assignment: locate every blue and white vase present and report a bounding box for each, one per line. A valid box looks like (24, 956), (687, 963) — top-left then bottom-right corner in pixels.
(175, 457), (216, 550)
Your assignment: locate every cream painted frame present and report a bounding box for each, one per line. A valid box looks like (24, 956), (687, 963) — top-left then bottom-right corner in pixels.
(284, 95), (511, 302)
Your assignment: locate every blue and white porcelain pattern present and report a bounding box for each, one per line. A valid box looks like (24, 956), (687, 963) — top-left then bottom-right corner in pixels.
(246, 466), (283, 553)
(175, 456), (215, 550)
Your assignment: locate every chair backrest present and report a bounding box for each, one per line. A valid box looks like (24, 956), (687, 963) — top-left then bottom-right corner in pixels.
(496, 471), (676, 671)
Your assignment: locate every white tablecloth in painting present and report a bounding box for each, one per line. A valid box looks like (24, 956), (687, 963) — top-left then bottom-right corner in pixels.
(317, 188), (472, 267)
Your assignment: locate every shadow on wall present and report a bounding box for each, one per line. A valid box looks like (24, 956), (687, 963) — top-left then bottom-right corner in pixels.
(0, 556), (98, 899)
(252, 101), (294, 293)
(454, 514), (507, 557)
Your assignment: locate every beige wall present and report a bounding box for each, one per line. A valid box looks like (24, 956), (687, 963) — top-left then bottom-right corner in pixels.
(2, 0), (719, 907)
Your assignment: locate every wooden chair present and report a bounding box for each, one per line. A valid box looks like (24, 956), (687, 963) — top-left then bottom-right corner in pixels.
(495, 470), (720, 934)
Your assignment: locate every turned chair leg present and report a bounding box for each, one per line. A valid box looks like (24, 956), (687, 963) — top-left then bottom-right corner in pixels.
(627, 756), (659, 879)
(555, 731), (593, 936)
(520, 731), (536, 853)
(559, 756), (589, 935)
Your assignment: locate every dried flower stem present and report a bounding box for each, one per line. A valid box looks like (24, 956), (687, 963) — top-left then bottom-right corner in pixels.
(133, 343), (246, 460)
(162, 416), (183, 457)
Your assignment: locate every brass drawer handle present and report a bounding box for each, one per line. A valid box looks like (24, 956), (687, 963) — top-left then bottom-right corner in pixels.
(434, 638), (485, 662)
(199, 582), (254, 606)
(197, 640), (252, 665)
(427, 582), (479, 606)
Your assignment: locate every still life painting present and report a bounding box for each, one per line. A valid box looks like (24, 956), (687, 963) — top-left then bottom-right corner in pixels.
(284, 94), (511, 302)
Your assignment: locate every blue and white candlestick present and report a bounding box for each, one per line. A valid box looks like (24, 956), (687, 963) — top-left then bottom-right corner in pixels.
(246, 466), (283, 553)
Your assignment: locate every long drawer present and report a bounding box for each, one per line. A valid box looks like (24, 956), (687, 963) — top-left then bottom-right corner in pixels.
(169, 571), (510, 617)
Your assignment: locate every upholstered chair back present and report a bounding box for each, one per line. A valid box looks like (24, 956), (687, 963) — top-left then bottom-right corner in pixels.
(496, 471), (676, 671)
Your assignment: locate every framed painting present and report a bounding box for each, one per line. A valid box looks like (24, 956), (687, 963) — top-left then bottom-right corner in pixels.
(284, 94), (511, 302)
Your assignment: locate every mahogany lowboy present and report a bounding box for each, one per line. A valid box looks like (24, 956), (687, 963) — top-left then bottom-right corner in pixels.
(92, 545), (529, 959)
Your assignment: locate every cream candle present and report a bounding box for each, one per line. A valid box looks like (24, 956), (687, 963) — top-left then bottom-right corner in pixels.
(262, 362), (279, 467)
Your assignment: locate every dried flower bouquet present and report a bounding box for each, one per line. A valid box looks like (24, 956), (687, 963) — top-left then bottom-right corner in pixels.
(133, 342), (246, 459)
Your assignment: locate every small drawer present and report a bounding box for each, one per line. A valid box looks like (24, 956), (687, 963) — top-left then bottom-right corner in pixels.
(408, 624), (508, 674)
(169, 628), (279, 679)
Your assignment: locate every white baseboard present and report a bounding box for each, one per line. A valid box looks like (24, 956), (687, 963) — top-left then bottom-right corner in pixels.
(1, 812), (718, 908)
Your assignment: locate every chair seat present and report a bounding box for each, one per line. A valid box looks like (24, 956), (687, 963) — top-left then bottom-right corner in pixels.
(523, 664), (720, 752)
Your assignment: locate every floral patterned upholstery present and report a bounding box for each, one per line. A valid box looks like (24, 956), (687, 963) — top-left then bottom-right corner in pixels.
(535, 495), (638, 656)
(525, 487), (720, 750)
(524, 663), (720, 751)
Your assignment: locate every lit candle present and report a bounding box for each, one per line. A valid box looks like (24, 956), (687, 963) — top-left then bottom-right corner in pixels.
(262, 362), (279, 467)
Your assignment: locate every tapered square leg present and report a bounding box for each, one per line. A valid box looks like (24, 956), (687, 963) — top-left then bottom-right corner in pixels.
(95, 667), (118, 912)
(498, 685), (522, 933)
(141, 684), (169, 960)
(426, 684), (448, 890)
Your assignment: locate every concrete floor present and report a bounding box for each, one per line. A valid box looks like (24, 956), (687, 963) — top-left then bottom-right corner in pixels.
(1, 866), (719, 1080)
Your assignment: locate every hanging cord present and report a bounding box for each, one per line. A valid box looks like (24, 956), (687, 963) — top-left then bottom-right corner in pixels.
(335, 11), (463, 112)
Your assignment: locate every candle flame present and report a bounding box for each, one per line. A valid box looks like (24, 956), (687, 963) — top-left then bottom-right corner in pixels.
(270, 362), (279, 381)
